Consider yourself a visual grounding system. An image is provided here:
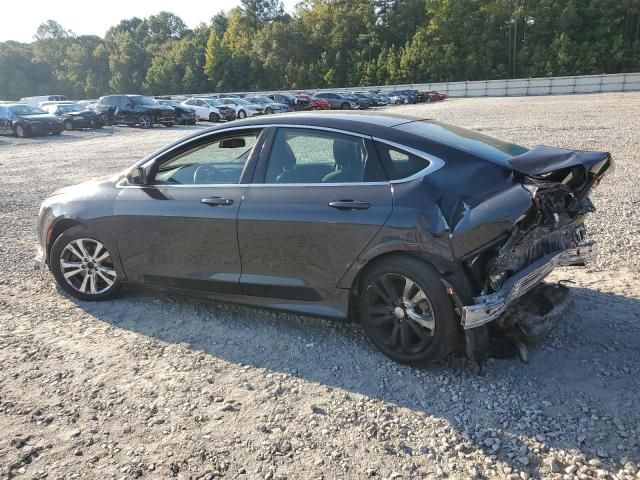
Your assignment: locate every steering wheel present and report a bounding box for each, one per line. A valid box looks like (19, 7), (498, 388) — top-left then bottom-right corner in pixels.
(193, 164), (220, 184)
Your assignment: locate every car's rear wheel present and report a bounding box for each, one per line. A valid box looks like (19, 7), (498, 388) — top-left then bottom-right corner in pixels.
(138, 114), (153, 129)
(63, 120), (74, 131)
(209, 112), (220, 122)
(265, 107), (273, 114)
(50, 226), (123, 301)
(341, 102), (351, 110)
(359, 256), (459, 366)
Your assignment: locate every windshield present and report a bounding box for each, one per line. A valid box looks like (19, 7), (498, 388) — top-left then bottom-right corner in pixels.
(58, 104), (84, 113)
(159, 100), (179, 107)
(204, 99), (222, 107)
(233, 98), (251, 106)
(257, 96), (272, 104)
(130, 96), (158, 106)
(10, 105), (46, 115)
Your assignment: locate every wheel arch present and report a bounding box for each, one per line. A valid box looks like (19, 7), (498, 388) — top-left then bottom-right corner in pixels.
(346, 250), (474, 322)
(47, 218), (84, 261)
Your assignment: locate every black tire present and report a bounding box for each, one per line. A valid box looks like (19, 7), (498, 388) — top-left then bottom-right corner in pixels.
(51, 129), (63, 136)
(138, 114), (153, 129)
(265, 107), (273, 115)
(50, 225), (123, 302)
(14, 124), (28, 138)
(341, 102), (351, 110)
(209, 112), (220, 123)
(237, 110), (247, 119)
(63, 120), (74, 131)
(161, 122), (174, 127)
(358, 256), (459, 366)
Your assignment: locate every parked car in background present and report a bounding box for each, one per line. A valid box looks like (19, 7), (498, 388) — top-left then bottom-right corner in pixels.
(353, 91), (387, 106)
(20, 95), (68, 107)
(94, 95), (175, 129)
(40, 101), (105, 131)
(218, 97), (264, 119)
(0, 103), (63, 137)
(397, 90), (419, 104)
(343, 93), (370, 109)
(245, 96), (290, 114)
(295, 94), (330, 110)
(424, 91), (448, 101)
(381, 91), (407, 104)
(351, 92), (378, 107)
(269, 93), (309, 111)
(181, 98), (233, 122)
(314, 92), (358, 110)
(154, 99), (197, 125)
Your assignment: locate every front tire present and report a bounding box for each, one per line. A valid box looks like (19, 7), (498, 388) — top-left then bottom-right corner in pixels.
(237, 110), (247, 119)
(161, 122), (174, 127)
(138, 114), (153, 129)
(358, 256), (459, 366)
(209, 112), (220, 123)
(341, 102), (351, 110)
(15, 124), (28, 138)
(63, 120), (74, 131)
(50, 226), (123, 301)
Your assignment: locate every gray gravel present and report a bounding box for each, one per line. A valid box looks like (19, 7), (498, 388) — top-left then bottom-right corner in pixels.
(1, 93), (639, 480)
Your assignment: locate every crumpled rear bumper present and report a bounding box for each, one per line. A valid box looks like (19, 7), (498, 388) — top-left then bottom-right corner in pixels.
(461, 241), (595, 329)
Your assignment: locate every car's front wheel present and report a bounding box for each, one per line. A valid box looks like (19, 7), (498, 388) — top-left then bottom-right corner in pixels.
(138, 114), (153, 129)
(63, 120), (74, 131)
(265, 107), (273, 114)
(359, 256), (459, 366)
(14, 124), (28, 138)
(237, 110), (247, 119)
(209, 112), (220, 122)
(50, 226), (123, 301)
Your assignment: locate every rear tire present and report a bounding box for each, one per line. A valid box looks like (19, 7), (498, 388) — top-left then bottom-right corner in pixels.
(358, 256), (459, 366)
(209, 112), (220, 122)
(341, 102), (351, 110)
(265, 107), (273, 114)
(63, 120), (74, 131)
(50, 225), (123, 302)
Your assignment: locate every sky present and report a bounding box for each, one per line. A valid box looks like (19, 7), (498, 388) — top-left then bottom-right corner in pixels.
(0, 0), (299, 43)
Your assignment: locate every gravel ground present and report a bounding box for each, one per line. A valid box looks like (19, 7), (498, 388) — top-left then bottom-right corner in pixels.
(1, 93), (639, 480)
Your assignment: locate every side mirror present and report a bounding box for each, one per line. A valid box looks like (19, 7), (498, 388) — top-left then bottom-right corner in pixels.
(126, 166), (149, 185)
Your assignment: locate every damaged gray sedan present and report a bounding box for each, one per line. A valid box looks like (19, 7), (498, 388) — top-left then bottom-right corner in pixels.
(35, 113), (611, 366)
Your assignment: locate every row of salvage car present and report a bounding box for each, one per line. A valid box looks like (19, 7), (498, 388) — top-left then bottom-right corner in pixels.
(0, 88), (447, 137)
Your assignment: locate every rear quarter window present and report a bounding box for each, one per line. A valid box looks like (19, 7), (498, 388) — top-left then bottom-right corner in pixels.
(375, 142), (430, 180)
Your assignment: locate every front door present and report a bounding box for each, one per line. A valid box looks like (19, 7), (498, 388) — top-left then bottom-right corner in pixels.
(237, 127), (392, 301)
(113, 128), (265, 293)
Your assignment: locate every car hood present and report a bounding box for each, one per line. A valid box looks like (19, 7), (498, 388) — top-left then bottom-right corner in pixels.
(64, 110), (97, 117)
(48, 174), (121, 198)
(21, 114), (61, 122)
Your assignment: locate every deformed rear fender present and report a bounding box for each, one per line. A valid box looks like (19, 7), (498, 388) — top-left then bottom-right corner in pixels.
(449, 184), (534, 260)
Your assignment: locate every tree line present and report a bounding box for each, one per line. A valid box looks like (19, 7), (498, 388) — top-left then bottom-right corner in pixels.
(0, 0), (639, 100)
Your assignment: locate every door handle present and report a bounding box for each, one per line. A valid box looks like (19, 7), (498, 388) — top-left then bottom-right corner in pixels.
(328, 200), (371, 211)
(201, 197), (234, 206)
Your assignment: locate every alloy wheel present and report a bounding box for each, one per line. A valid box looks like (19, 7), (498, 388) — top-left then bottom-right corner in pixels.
(63, 120), (73, 131)
(59, 238), (117, 295)
(364, 273), (435, 354)
(15, 125), (26, 137)
(139, 115), (152, 129)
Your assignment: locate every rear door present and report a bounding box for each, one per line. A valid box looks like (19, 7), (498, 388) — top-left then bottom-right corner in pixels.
(237, 127), (392, 301)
